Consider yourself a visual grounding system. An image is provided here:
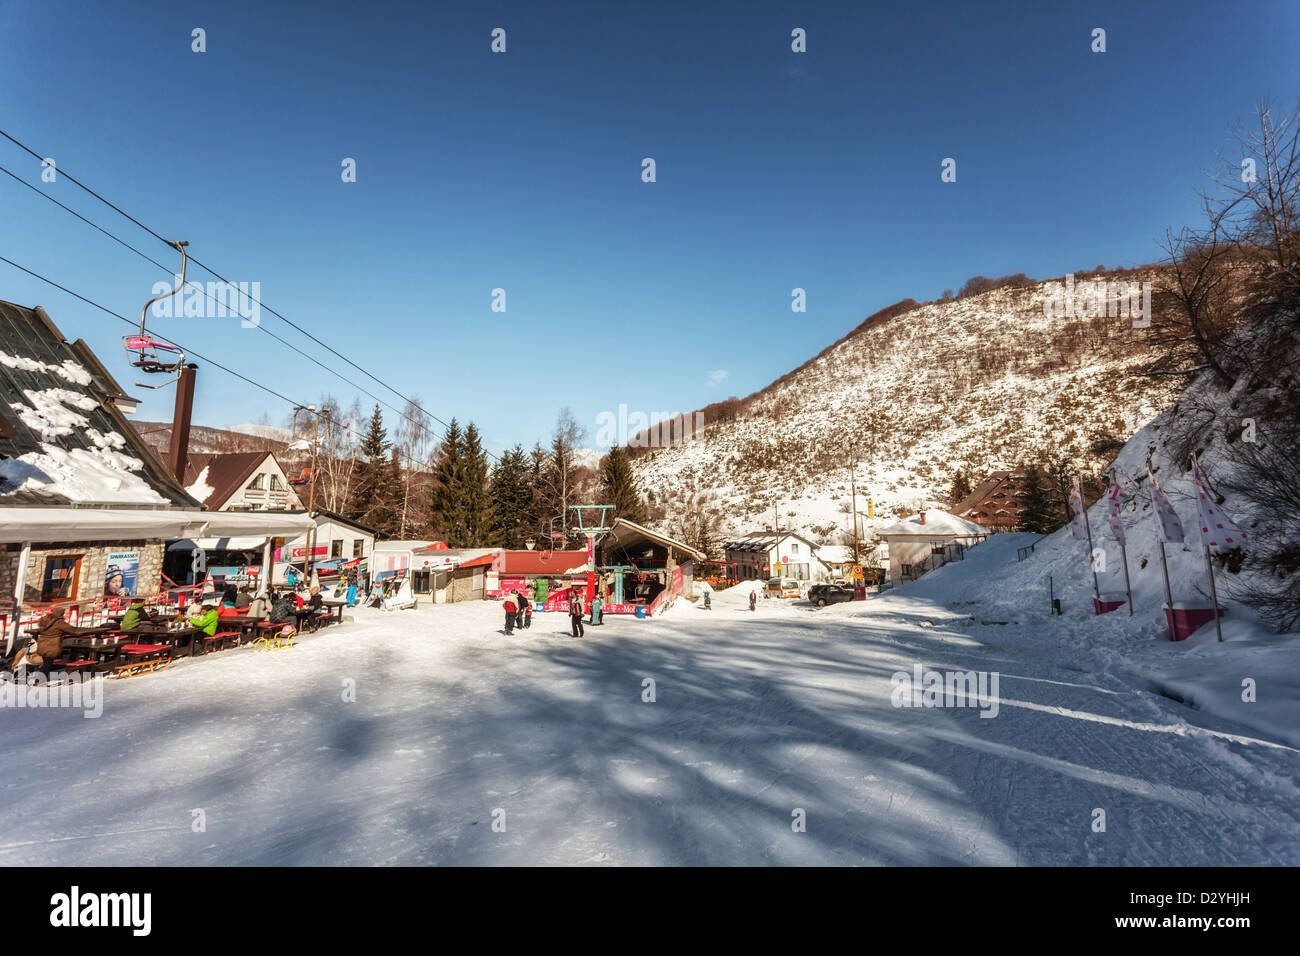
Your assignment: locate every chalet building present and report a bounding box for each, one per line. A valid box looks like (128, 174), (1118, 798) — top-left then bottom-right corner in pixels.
(723, 529), (831, 583)
(878, 510), (989, 584)
(1, 299), (311, 645)
(953, 468), (1031, 532)
(597, 518), (706, 608)
(181, 451), (303, 512)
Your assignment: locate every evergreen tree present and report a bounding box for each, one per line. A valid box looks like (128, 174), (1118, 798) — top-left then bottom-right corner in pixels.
(348, 405), (400, 535)
(459, 423), (494, 545)
(489, 445), (534, 547)
(950, 469), (973, 504)
(1016, 463), (1061, 534)
(430, 419), (464, 544)
(601, 445), (647, 523)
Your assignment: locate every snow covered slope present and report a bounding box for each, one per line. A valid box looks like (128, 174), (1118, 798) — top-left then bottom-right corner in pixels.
(633, 275), (1175, 540)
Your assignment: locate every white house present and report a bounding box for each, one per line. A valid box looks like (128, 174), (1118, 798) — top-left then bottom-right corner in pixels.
(877, 510), (989, 584)
(723, 530), (832, 583)
(182, 451), (303, 512)
(272, 509), (379, 586)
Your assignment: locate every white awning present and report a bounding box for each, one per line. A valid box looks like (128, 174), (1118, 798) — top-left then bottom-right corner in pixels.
(0, 507), (315, 545)
(167, 536), (271, 552)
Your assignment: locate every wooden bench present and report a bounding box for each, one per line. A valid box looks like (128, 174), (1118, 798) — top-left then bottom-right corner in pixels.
(201, 630), (242, 653)
(112, 644), (173, 679)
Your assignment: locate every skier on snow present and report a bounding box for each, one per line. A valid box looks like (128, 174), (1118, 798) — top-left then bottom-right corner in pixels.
(569, 588), (585, 638)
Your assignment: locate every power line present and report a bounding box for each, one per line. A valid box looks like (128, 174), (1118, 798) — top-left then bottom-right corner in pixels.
(0, 128), (497, 462)
(0, 254), (443, 473)
(0, 156), (455, 463)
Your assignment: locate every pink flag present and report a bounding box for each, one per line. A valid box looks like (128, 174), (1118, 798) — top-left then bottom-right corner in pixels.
(1105, 481), (1126, 546)
(1068, 480), (1088, 541)
(1150, 475), (1185, 543)
(1193, 466), (1247, 550)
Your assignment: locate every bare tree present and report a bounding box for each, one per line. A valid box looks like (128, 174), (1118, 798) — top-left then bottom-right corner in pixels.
(392, 398), (435, 538)
(1151, 222), (1243, 385)
(1217, 98), (1300, 313)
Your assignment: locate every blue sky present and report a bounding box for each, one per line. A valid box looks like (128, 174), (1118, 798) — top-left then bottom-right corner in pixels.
(2, 0), (1298, 454)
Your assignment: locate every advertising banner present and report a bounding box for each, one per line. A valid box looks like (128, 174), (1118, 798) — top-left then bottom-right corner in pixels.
(104, 550), (140, 597)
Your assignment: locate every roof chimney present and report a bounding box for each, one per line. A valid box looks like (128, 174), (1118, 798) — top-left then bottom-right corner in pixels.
(918, 510), (926, 525)
(167, 364), (197, 486)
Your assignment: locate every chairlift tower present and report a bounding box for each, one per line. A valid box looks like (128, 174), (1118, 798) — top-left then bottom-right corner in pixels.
(569, 505), (613, 602)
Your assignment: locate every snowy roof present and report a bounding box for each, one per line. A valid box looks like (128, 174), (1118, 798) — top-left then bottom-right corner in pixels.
(723, 529), (819, 551)
(816, 544), (855, 564)
(602, 518), (707, 563)
(373, 540), (439, 552)
(0, 300), (199, 507)
(877, 510), (989, 537)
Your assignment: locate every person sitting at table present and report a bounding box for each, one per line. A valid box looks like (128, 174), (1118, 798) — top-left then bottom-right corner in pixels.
(33, 606), (88, 666)
(235, 586), (253, 611)
(120, 597), (158, 631)
(246, 591), (272, 621)
(220, 586), (238, 609)
(269, 592), (294, 624)
(188, 602), (220, 637)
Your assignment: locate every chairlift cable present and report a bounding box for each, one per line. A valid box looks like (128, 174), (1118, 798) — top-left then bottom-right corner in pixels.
(0, 129), (493, 461)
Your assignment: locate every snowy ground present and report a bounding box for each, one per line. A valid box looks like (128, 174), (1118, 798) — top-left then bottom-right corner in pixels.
(2, 541), (1298, 866)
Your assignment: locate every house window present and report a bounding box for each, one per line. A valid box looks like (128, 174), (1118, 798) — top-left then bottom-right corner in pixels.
(246, 473), (265, 491)
(901, 563), (914, 579)
(331, 539), (343, 559)
(41, 555), (82, 602)
(791, 543), (799, 554)
(270, 474), (284, 491)
(353, 539), (363, 558)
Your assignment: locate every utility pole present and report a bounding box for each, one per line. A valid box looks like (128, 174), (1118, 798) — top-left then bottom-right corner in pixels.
(849, 443), (860, 565)
(293, 404), (324, 586)
(772, 499), (779, 579)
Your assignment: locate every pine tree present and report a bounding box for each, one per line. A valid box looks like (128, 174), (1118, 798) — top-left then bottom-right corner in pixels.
(365, 448), (403, 538)
(1016, 463), (1061, 534)
(601, 445), (647, 523)
(489, 445), (534, 547)
(950, 470), (973, 504)
(430, 419), (464, 544)
(348, 405), (400, 534)
(460, 423), (494, 545)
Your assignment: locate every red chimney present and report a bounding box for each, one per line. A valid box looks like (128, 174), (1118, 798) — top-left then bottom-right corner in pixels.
(918, 511), (926, 525)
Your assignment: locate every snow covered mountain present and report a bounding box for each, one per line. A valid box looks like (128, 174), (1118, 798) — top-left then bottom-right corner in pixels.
(632, 272), (1178, 542)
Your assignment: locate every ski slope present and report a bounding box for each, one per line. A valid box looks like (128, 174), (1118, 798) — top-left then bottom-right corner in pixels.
(1, 552), (1297, 866)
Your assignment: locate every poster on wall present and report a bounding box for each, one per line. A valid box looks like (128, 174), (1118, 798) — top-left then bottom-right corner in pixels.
(104, 550), (141, 597)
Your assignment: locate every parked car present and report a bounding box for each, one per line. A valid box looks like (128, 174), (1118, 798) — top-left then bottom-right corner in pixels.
(809, 584), (856, 607)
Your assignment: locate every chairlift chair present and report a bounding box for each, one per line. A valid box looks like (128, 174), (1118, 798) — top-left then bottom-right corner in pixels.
(123, 239), (189, 389)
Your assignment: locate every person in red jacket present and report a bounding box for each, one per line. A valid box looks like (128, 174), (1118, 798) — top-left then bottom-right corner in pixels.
(503, 593), (517, 635)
